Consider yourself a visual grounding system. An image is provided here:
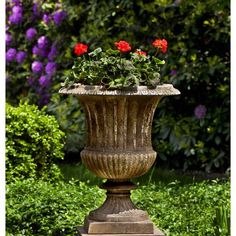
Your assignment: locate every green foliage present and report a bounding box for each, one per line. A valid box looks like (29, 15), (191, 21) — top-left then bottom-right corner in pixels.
(213, 206), (230, 236)
(133, 179), (230, 236)
(47, 93), (86, 154)
(149, 0), (230, 172)
(6, 178), (230, 236)
(152, 112), (230, 172)
(6, 102), (65, 182)
(6, 179), (105, 236)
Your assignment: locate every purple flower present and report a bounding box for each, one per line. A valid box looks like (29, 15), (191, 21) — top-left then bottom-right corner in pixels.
(6, 33), (12, 46)
(26, 28), (37, 40)
(12, 5), (23, 14)
(37, 36), (49, 49)
(33, 3), (40, 17)
(170, 70), (177, 76)
(9, 12), (23, 24)
(39, 75), (51, 87)
(45, 62), (57, 75)
(31, 61), (43, 73)
(16, 51), (27, 64)
(32, 45), (40, 55)
(53, 10), (67, 25)
(9, 6), (23, 24)
(48, 45), (57, 60)
(43, 14), (50, 24)
(6, 48), (17, 62)
(32, 45), (48, 57)
(194, 105), (207, 119)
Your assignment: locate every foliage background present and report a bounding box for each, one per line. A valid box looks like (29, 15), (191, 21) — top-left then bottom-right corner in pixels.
(6, 0), (230, 171)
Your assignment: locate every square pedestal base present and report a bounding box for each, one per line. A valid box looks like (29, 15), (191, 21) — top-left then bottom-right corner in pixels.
(85, 219), (154, 234)
(77, 226), (165, 236)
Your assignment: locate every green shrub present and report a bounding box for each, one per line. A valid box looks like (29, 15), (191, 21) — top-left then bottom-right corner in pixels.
(151, 0), (230, 172)
(6, 179), (105, 236)
(133, 179), (230, 236)
(6, 178), (229, 236)
(6, 102), (65, 182)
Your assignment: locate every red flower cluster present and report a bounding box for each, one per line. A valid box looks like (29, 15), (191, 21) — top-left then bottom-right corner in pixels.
(134, 50), (147, 56)
(74, 43), (88, 56)
(114, 40), (131, 52)
(152, 39), (168, 53)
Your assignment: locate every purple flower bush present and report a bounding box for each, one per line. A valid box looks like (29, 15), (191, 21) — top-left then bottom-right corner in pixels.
(9, 5), (23, 24)
(48, 45), (57, 60)
(37, 36), (49, 49)
(53, 10), (67, 25)
(39, 75), (51, 87)
(6, 33), (12, 46)
(45, 62), (57, 75)
(26, 28), (37, 40)
(6, 48), (17, 62)
(43, 14), (51, 24)
(32, 61), (43, 74)
(6, 0), (69, 107)
(16, 51), (27, 64)
(194, 105), (207, 119)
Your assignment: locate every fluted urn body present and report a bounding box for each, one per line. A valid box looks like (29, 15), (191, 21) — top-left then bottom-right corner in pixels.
(81, 94), (159, 180)
(59, 84), (180, 235)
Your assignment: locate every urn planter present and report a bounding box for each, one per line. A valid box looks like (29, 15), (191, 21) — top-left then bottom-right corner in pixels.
(59, 84), (180, 236)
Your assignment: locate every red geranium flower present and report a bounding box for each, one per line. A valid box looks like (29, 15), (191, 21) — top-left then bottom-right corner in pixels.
(152, 39), (168, 53)
(134, 49), (147, 56)
(114, 40), (131, 52)
(74, 42), (88, 56)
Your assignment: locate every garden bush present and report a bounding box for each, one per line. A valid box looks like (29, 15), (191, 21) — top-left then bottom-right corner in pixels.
(6, 102), (65, 182)
(150, 0), (230, 172)
(6, 179), (105, 236)
(133, 180), (230, 235)
(6, 0), (230, 172)
(6, 178), (230, 235)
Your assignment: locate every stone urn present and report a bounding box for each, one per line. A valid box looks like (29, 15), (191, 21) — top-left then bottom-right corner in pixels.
(59, 84), (180, 236)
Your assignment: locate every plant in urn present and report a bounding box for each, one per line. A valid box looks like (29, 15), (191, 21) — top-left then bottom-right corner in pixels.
(59, 39), (180, 235)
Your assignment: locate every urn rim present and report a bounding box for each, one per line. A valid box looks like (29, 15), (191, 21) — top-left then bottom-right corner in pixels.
(59, 83), (180, 96)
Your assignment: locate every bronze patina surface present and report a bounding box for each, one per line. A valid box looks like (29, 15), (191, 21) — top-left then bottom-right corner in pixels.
(59, 84), (180, 235)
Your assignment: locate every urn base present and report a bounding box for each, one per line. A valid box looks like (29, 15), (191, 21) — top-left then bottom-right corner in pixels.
(77, 181), (165, 236)
(77, 226), (165, 236)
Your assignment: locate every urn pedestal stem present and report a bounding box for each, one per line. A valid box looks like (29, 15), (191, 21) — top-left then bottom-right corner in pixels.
(59, 84), (180, 236)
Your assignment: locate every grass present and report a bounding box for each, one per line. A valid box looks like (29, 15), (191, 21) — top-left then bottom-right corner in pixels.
(58, 161), (227, 185)
(58, 162), (103, 185)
